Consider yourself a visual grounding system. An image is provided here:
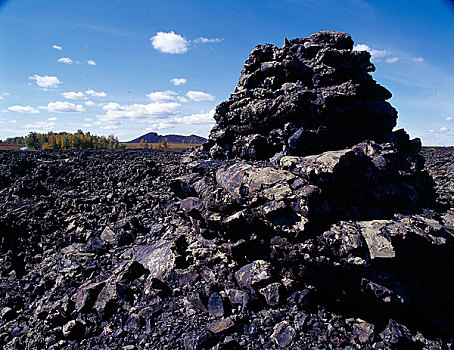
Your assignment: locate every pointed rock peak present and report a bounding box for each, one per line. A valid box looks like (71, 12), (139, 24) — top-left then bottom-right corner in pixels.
(283, 37), (291, 48)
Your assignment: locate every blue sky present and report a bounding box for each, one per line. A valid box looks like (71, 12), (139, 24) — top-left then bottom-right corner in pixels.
(0, 0), (453, 145)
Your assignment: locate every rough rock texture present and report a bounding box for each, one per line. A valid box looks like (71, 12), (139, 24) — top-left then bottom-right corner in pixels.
(204, 31), (398, 160)
(1, 31), (453, 349)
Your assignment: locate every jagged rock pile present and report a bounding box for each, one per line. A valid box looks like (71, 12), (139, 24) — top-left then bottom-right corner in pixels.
(204, 31), (397, 160)
(172, 31), (454, 347)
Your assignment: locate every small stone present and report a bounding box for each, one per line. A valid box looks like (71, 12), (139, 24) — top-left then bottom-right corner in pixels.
(380, 319), (412, 346)
(74, 281), (105, 312)
(259, 282), (283, 306)
(62, 320), (85, 340)
(207, 292), (225, 318)
(353, 320), (375, 343)
(0, 307), (16, 321)
(207, 317), (235, 334)
(124, 313), (142, 333)
(272, 321), (296, 347)
(234, 260), (272, 288)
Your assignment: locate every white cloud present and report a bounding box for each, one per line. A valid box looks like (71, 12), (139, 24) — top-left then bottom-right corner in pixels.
(145, 122), (171, 130)
(48, 117), (58, 121)
(41, 101), (85, 113)
(170, 78), (187, 86)
(439, 126), (449, 132)
(174, 109), (215, 125)
(178, 96), (189, 103)
(2, 92), (10, 96)
(62, 91), (85, 100)
(146, 90), (177, 101)
(10, 120), (17, 123)
(22, 121), (55, 131)
(150, 31), (189, 54)
(86, 89), (107, 97)
(0, 96), (3, 100)
(100, 125), (119, 130)
(28, 74), (62, 89)
(84, 117), (93, 121)
(385, 57), (400, 64)
(413, 57), (424, 63)
(353, 44), (389, 61)
(53, 45), (62, 50)
(85, 100), (96, 106)
(186, 90), (215, 102)
(446, 116), (453, 122)
(87, 60), (96, 66)
(98, 101), (180, 122)
(193, 37), (223, 44)
(8, 105), (40, 114)
(57, 57), (78, 64)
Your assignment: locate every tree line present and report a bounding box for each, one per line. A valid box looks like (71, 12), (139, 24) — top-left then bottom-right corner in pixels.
(23, 130), (124, 150)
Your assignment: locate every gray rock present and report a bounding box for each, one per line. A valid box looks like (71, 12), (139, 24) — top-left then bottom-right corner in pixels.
(358, 220), (395, 259)
(353, 320), (375, 343)
(259, 282), (283, 307)
(134, 241), (176, 281)
(271, 321), (296, 347)
(207, 317), (235, 334)
(74, 281), (105, 312)
(207, 292), (225, 318)
(235, 260), (272, 288)
(62, 320), (85, 340)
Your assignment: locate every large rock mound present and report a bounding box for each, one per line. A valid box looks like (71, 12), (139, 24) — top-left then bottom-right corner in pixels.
(204, 31), (398, 160)
(174, 31), (453, 347)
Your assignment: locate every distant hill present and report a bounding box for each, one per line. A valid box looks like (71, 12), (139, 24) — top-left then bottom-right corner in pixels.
(128, 132), (206, 144)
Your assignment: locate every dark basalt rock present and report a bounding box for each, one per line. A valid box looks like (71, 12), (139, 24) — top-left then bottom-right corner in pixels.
(204, 30), (398, 160)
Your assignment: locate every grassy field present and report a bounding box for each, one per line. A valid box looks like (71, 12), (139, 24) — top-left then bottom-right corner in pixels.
(0, 144), (25, 150)
(121, 142), (202, 149)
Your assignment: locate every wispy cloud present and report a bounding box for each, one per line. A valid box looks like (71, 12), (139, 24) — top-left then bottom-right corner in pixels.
(446, 116), (453, 122)
(8, 105), (40, 114)
(22, 121), (55, 131)
(385, 57), (400, 64)
(53, 45), (62, 50)
(170, 78), (187, 86)
(48, 117), (58, 121)
(186, 90), (215, 102)
(146, 90), (177, 102)
(193, 37), (223, 44)
(40, 101), (85, 113)
(58, 57), (80, 64)
(86, 89), (107, 97)
(174, 109), (215, 125)
(62, 91), (85, 100)
(87, 60), (96, 66)
(413, 57), (424, 63)
(28, 74), (62, 89)
(98, 101), (180, 122)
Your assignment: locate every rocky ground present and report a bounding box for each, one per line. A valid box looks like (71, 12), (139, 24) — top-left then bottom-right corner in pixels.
(0, 147), (452, 349)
